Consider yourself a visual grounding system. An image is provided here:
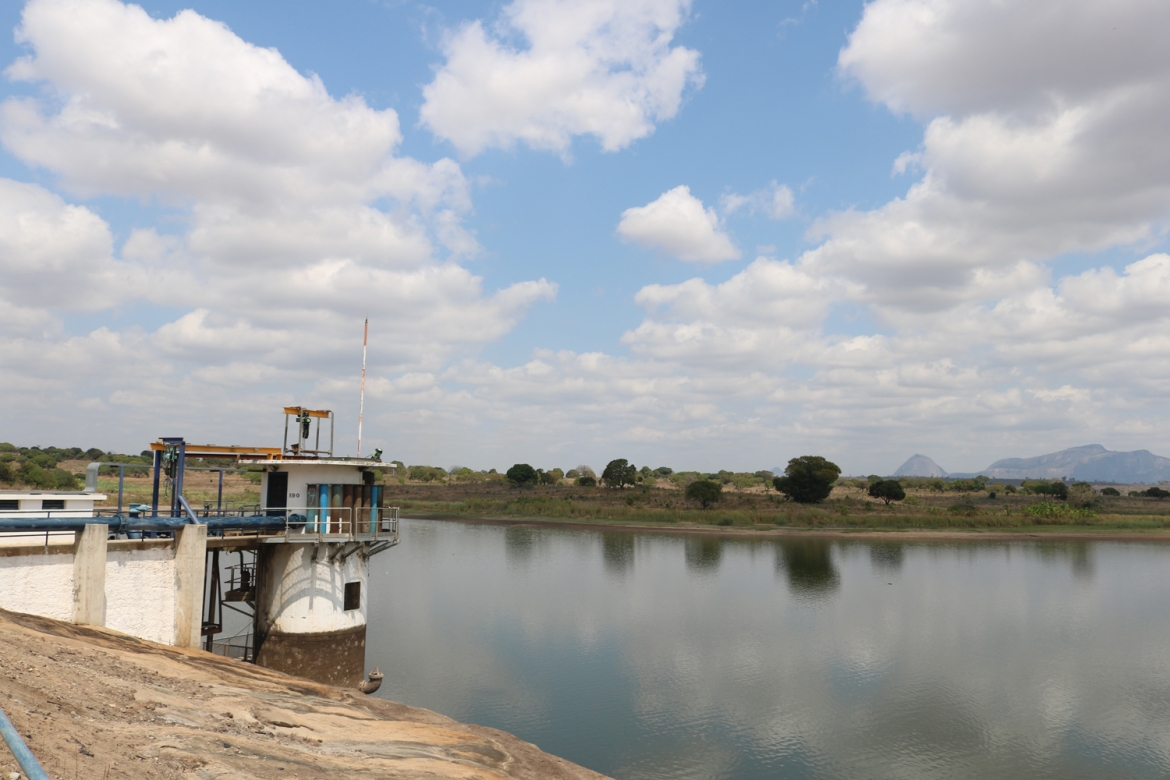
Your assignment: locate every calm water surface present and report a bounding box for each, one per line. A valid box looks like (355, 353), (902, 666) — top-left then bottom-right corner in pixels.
(367, 520), (1170, 779)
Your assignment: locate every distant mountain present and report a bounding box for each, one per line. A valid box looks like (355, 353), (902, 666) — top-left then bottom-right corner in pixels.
(893, 454), (947, 478)
(981, 445), (1170, 483)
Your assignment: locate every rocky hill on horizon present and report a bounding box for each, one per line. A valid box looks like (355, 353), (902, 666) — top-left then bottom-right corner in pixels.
(883, 445), (1170, 483)
(980, 444), (1170, 483)
(893, 454), (948, 478)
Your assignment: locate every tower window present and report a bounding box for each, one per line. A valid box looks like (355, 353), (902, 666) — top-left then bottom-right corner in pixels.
(344, 582), (361, 611)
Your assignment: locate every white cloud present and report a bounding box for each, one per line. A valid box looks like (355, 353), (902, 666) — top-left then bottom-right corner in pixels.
(419, 0), (703, 156)
(823, 0), (1170, 309)
(0, 179), (146, 311)
(0, 0), (555, 453)
(624, 259), (831, 368)
(618, 186), (740, 263)
(721, 181), (795, 220)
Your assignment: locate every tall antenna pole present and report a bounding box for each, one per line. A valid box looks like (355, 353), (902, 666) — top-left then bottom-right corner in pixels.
(358, 317), (368, 457)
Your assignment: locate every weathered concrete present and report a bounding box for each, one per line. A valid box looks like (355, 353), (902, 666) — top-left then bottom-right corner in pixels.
(71, 524), (107, 626)
(0, 547), (73, 621)
(172, 524), (207, 648)
(258, 624), (367, 687)
(106, 544), (176, 644)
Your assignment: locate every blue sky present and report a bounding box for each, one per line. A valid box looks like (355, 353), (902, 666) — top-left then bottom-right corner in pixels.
(1, 0), (1168, 474)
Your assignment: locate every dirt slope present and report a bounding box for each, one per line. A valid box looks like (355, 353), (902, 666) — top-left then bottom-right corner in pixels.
(0, 608), (607, 780)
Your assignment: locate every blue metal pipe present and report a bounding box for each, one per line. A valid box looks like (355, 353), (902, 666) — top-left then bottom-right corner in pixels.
(0, 514), (306, 534)
(0, 703), (50, 780)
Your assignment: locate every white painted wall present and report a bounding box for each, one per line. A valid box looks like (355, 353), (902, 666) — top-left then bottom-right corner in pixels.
(105, 547), (176, 644)
(0, 492), (106, 517)
(264, 544), (368, 634)
(0, 542), (177, 645)
(0, 551), (74, 621)
(261, 464), (363, 515)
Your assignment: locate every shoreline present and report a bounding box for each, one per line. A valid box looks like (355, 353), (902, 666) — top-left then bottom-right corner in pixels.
(410, 513), (1170, 543)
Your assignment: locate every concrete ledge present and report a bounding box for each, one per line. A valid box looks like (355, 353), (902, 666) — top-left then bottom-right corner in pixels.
(0, 537), (176, 557)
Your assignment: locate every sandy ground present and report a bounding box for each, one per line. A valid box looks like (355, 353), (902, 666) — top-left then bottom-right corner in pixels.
(0, 608), (607, 780)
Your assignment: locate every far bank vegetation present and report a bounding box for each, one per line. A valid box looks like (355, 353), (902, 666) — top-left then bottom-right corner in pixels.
(6, 443), (1170, 531)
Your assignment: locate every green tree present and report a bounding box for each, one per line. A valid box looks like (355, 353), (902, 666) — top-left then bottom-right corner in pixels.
(685, 479), (723, 508)
(506, 463), (538, 487)
(1143, 486), (1170, 499)
(867, 479), (906, 505)
(601, 459), (638, 488)
(575, 475), (597, 487)
(1100, 487), (1121, 496)
(772, 456), (841, 504)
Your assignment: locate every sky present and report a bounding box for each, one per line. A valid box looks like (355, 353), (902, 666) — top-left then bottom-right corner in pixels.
(1, 0), (1169, 475)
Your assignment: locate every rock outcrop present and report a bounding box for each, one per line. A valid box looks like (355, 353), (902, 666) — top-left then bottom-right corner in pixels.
(893, 455), (947, 478)
(0, 608), (606, 780)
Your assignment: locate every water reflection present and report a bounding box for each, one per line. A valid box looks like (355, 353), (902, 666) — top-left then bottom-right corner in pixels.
(775, 538), (840, 599)
(869, 542), (904, 572)
(602, 533), (635, 576)
(684, 536), (723, 572)
(504, 525), (535, 564)
(368, 523), (1170, 780)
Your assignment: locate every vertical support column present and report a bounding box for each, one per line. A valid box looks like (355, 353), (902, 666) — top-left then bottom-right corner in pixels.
(331, 485), (342, 534)
(72, 524), (107, 626)
(306, 485), (318, 532)
(151, 449), (162, 516)
(359, 485), (371, 534)
(173, 524), (208, 649)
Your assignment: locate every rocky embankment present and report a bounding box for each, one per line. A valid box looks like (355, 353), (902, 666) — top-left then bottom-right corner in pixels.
(0, 608), (606, 780)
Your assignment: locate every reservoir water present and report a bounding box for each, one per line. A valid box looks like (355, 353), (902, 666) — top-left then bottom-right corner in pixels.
(366, 519), (1170, 779)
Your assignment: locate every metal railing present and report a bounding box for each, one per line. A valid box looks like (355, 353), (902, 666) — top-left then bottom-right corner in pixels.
(210, 626), (255, 662)
(0, 504), (400, 546)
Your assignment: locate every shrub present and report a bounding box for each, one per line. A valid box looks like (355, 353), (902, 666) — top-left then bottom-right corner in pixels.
(1068, 484), (1097, 508)
(773, 456), (841, 504)
(1023, 501), (1096, 521)
(1143, 487), (1170, 499)
(506, 463), (538, 486)
(601, 459), (638, 488)
(867, 479), (906, 505)
(685, 479), (724, 508)
(408, 465), (448, 483)
(1022, 480), (1069, 500)
(1100, 487), (1121, 497)
(575, 476), (597, 487)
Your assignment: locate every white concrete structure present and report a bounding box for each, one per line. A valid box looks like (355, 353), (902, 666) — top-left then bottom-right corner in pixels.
(0, 529), (207, 648)
(0, 490), (107, 518)
(262, 545), (368, 635)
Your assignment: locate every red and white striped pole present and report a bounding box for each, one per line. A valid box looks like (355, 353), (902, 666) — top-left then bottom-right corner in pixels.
(357, 317), (368, 457)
